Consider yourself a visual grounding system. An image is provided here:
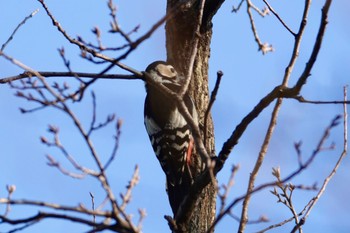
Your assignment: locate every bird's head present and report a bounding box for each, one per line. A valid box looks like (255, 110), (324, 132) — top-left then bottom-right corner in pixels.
(144, 61), (183, 92)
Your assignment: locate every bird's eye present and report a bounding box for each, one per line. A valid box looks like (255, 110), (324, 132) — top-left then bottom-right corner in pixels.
(170, 67), (175, 73)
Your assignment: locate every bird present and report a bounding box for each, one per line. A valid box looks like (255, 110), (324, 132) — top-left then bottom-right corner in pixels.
(143, 61), (199, 215)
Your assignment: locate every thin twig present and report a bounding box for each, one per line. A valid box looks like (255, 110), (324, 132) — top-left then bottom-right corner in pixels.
(227, 212), (268, 225)
(232, 0), (245, 13)
(270, 172), (304, 233)
(137, 208), (147, 231)
(89, 91), (97, 136)
(104, 119), (122, 170)
(120, 166), (140, 211)
(107, 0), (132, 44)
(249, 2), (269, 17)
(4, 185), (16, 217)
(89, 192), (96, 225)
(41, 125), (98, 177)
(0, 198), (111, 217)
(204, 70), (223, 146)
(256, 199), (314, 233)
(292, 95), (350, 104)
(0, 211), (104, 229)
(218, 164), (239, 214)
(0, 70), (138, 85)
(262, 0), (296, 36)
(1, 9), (39, 51)
(45, 155), (87, 179)
(246, 0), (274, 54)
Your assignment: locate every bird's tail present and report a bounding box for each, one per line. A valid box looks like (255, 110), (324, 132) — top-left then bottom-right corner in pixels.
(167, 175), (192, 216)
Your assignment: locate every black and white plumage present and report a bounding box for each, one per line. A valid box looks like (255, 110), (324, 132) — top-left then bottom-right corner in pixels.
(144, 61), (198, 214)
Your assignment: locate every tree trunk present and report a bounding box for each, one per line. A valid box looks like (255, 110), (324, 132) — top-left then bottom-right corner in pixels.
(165, 1), (221, 232)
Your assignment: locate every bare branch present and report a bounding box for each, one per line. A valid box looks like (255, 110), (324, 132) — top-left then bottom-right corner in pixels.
(137, 208), (147, 231)
(294, 0), (332, 92)
(1, 9), (39, 51)
(45, 154), (87, 179)
(120, 166), (140, 211)
(88, 91), (116, 137)
(0, 211), (110, 232)
(0, 71), (137, 84)
(227, 212), (268, 225)
(0, 198), (111, 217)
(0, 194), (139, 232)
(210, 115), (341, 232)
(292, 95), (350, 104)
(292, 85), (348, 232)
(104, 119), (123, 170)
(238, 96), (283, 232)
(216, 0), (333, 175)
(41, 125), (98, 177)
(89, 192), (96, 226)
(36, 0), (191, 79)
(262, 0), (296, 36)
(204, 70), (223, 145)
(256, 199), (313, 233)
(270, 173), (307, 233)
(248, 1), (269, 17)
(107, 0), (132, 44)
(4, 185), (16, 217)
(36, 0), (142, 77)
(218, 164), (239, 214)
(1, 47), (140, 230)
(246, 0), (274, 54)
(232, 0), (245, 13)
(202, 0), (225, 31)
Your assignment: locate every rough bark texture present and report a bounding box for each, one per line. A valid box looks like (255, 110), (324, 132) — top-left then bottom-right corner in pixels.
(165, 1), (219, 232)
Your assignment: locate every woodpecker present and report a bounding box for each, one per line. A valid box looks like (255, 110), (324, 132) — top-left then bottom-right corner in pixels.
(144, 61), (198, 215)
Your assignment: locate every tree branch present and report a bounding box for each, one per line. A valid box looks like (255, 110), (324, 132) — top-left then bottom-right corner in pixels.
(37, 0), (142, 77)
(0, 198), (111, 217)
(0, 212), (127, 233)
(256, 199), (313, 233)
(1, 9), (39, 51)
(210, 115), (342, 232)
(238, 97), (283, 232)
(262, 0), (296, 36)
(294, 0), (332, 92)
(246, 0), (274, 54)
(204, 71), (223, 145)
(0, 71), (138, 84)
(292, 84), (347, 232)
(202, 0), (225, 31)
(216, 0), (333, 175)
(292, 95), (350, 104)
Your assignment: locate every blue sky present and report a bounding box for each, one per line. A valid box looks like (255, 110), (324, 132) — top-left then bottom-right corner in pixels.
(1, 0), (349, 232)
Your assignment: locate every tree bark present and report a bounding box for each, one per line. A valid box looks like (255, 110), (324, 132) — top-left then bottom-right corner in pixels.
(165, 0), (223, 232)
